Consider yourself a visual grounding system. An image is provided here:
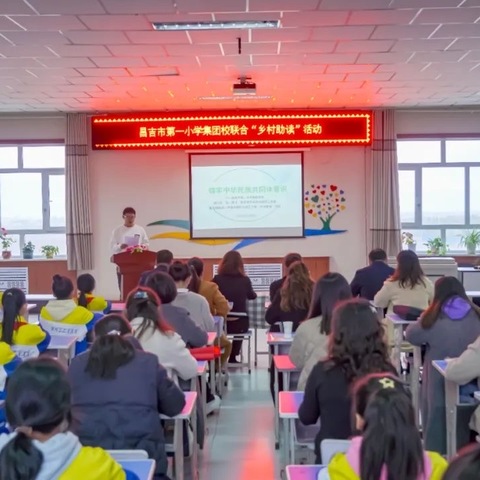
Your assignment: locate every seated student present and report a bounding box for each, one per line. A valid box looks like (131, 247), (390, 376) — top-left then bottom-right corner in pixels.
(146, 271), (208, 348)
(405, 276), (480, 455)
(0, 342), (21, 434)
(40, 275), (101, 354)
(442, 443), (480, 479)
(269, 252), (302, 302)
(125, 287), (197, 382)
(350, 248), (395, 300)
(68, 314), (185, 480)
(139, 249), (174, 286)
(320, 373), (447, 480)
(169, 261), (215, 333)
(1, 288), (50, 354)
(298, 298), (395, 464)
(188, 257), (233, 367)
(289, 272), (352, 391)
(77, 273), (111, 314)
(0, 357), (125, 480)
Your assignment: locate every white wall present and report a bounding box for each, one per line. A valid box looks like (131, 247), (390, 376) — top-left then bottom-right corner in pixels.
(396, 110), (480, 135)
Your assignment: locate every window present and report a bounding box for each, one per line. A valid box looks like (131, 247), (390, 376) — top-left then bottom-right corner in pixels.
(0, 144), (66, 257)
(397, 138), (480, 253)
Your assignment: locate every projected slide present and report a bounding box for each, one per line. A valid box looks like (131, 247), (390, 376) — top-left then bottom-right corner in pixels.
(190, 152), (304, 239)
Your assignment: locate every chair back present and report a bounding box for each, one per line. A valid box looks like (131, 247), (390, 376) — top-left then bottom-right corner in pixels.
(11, 344), (39, 360)
(106, 449), (149, 461)
(320, 439), (351, 464)
(39, 318), (87, 341)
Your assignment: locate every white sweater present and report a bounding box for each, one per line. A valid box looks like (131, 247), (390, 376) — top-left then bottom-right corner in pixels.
(110, 224), (149, 254)
(130, 317), (197, 381)
(172, 289), (216, 332)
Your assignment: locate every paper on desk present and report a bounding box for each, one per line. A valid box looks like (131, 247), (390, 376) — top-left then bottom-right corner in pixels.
(124, 235), (140, 247)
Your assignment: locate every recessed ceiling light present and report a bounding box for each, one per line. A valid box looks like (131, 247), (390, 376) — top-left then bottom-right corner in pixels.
(152, 20), (280, 31)
(197, 95), (272, 101)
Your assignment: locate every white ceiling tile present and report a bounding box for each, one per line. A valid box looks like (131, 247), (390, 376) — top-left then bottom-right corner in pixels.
(25, 67), (83, 77)
(124, 66), (179, 76)
(335, 40), (394, 52)
(371, 25), (437, 39)
(214, 12), (281, 21)
(64, 31), (131, 44)
(281, 11), (348, 27)
(318, 0), (393, 9)
(251, 28), (312, 42)
(357, 52), (412, 63)
(348, 9), (417, 25)
(347, 71), (394, 81)
(36, 57), (97, 68)
(1, 31), (70, 44)
(252, 54), (302, 65)
(187, 29), (245, 43)
(79, 14), (151, 30)
(391, 38), (453, 51)
(165, 44), (222, 55)
(311, 26), (375, 40)
(304, 53), (358, 64)
(175, 0), (247, 13)
(0, 1), (37, 14)
(76, 67), (130, 76)
(11, 14), (88, 31)
(126, 31), (190, 44)
(327, 64), (378, 73)
(414, 7), (480, 24)
(27, 0), (106, 14)
(0, 45), (57, 57)
(409, 51), (467, 63)
(145, 56), (198, 66)
(448, 38), (480, 50)
(0, 16), (24, 30)
(91, 57), (148, 67)
(108, 45), (168, 56)
(392, 0), (465, 7)
(280, 41), (335, 54)
(249, 0), (320, 10)
(433, 24), (480, 38)
(198, 55), (251, 66)
(48, 45), (112, 57)
(222, 42), (279, 55)
(100, 0), (176, 14)
(0, 58), (41, 68)
(463, 51), (480, 61)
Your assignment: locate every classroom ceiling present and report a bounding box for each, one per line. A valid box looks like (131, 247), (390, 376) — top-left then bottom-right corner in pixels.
(0, 0), (480, 112)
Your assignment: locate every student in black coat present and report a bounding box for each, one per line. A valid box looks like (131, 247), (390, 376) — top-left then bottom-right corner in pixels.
(68, 314), (185, 480)
(350, 248), (395, 301)
(269, 252), (302, 301)
(212, 250), (256, 362)
(298, 298), (395, 463)
(139, 249), (174, 286)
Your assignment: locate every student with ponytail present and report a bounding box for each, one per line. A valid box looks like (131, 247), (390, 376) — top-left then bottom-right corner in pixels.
(1, 288), (50, 353)
(320, 373), (447, 480)
(76, 274), (111, 314)
(68, 314), (185, 480)
(0, 357), (125, 480)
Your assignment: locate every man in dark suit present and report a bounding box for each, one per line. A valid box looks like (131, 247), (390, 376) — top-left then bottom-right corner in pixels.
(138, 249), (174, 286)
(351, 248), (394, 301)
(269, 252), (302, 301)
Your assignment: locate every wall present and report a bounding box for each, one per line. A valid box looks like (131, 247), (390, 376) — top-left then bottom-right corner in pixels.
(396, 110), (480, 135)
(89, 146), (368, 298)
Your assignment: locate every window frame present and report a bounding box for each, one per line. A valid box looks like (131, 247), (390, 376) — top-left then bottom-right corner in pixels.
(0, 143), (66, 255)
(397, 136), (480, 253)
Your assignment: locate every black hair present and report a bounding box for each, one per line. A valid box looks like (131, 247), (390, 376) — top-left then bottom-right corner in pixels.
(307, 272), (352, 335)
(51, 274), (74, 300)
(85, 314), (134, 379)
(329, 298), (393, 383)
(146, 272), (177, 304)
(122, 207), (136, 216)
(168, 261), (192, 283)
(1, 288), (26, 345)
(0, 358), (71, 480)
(391, 250), (426, 289)
(284, 252), (302, 269)
(188, 257), (204, 278)
(125, 287), (171, 338)
(353, 373), (424, 480)
(77, 273), (95, 308)
(156, 249), (173, 265)
(443, 444), (480, 480)
(369, 248), (387, 262)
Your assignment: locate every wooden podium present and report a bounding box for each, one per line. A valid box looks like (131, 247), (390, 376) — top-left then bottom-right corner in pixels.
(113, 250), (156, 300)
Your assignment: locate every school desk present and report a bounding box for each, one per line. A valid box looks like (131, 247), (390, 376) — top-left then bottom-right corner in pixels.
(286, 465), (325, 480)
(120, 459), (155, 480)
(279, 390), (304, 469)
(47, 334), (77, 366)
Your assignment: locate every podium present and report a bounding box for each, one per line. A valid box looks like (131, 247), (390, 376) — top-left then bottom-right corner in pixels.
(113, 250), (156, 300)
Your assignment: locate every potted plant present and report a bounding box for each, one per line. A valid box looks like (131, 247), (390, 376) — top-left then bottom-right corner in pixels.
(0, 227), (15, 260)
(402, 231), (416, 252)
(424, 237), (448, 256)
(22, 241), (35, 259)
(41, 245), (59, 259)
(459, 230), (480, 255)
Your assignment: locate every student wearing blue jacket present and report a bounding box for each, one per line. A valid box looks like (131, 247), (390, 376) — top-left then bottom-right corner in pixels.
(0, 342), (22, 433)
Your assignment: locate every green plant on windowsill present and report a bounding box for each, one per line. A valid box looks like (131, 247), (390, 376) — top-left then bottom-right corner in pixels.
(459, 229), (480, 255)
(424, 237), (448, 256)
(41, 245), (59, 259)
(22, 241), (35, 259)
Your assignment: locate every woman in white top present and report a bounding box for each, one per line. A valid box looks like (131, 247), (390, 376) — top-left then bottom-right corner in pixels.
(289, 272), (352, 390)
(374, 250), (434, 313)
(124, 286), (197, 382)
(169, 261), (216, 333)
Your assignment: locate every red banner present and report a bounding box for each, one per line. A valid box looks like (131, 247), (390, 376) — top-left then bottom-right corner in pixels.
(91, 110), (372, 150)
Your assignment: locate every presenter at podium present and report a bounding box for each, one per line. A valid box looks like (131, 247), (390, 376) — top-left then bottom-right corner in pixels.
(110, 207), (149, 289)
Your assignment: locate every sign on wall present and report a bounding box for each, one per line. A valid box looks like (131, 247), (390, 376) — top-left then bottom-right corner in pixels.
(92, 110), (372, 150)
(213, 263), (282, 292)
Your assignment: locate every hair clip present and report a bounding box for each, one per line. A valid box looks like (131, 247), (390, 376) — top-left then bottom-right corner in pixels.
(133, 291), (148, 299)
(5, 292), (13, 296)
(107, 329), (121, 336)
(378, 377), (395, 389)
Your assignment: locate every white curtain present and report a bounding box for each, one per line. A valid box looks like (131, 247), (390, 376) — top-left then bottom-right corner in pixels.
(366, 109), (402, 256)
(66, 113), (93, 270)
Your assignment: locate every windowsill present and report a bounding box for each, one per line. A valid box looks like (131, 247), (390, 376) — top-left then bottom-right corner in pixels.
(0, 257), (67, 261)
